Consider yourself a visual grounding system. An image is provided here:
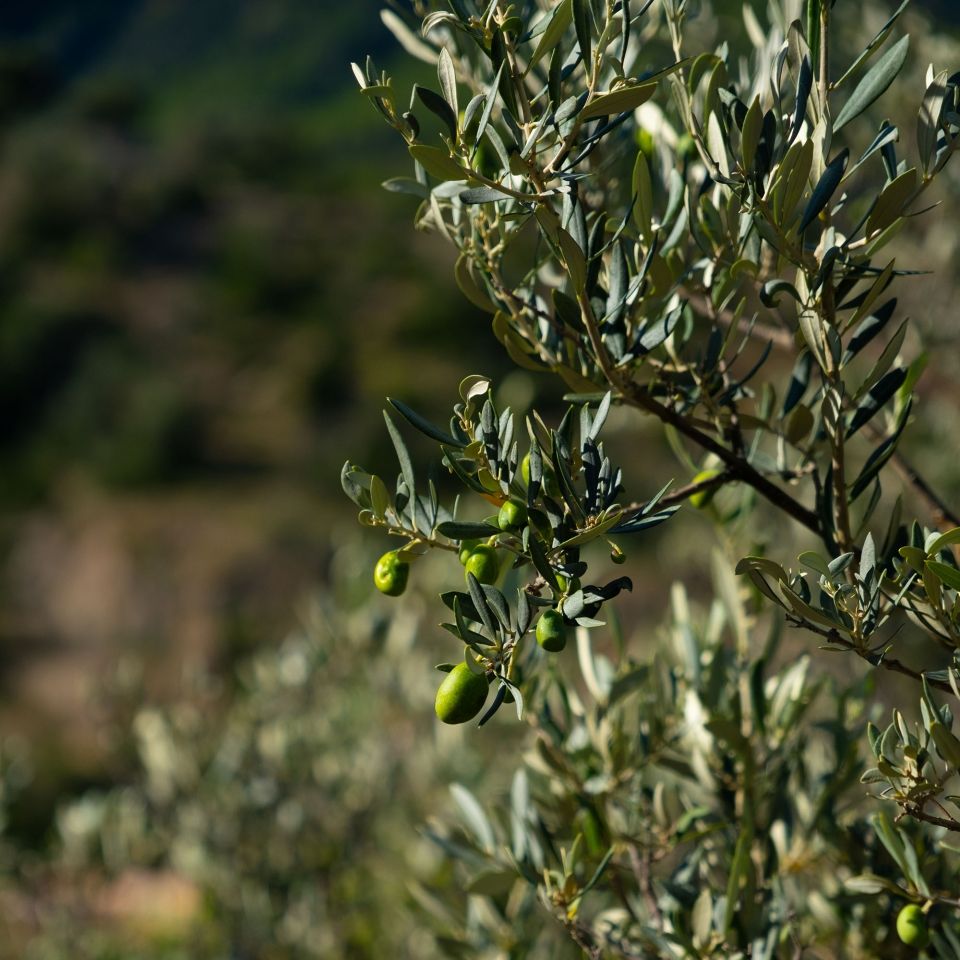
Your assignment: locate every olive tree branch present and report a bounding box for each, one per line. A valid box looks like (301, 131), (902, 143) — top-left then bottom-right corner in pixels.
(576, 283), (822, 534)
(620, 382), (822, 536)
(684, 285), (960, 532)
(792, 619), (956, 696)
(899, 806), (960, 834)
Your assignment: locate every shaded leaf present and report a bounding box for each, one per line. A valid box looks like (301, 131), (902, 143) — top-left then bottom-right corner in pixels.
(798, 148), (849, 233)
(834, 35), (910, 132)
(389, 397), (464, 446)
(846, 367), (907, 437)
(581, 83), (657, 119)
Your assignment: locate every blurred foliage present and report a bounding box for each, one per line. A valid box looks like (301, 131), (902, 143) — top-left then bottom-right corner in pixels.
(0, 0), (513, 837)
(0, 538), (526, 958)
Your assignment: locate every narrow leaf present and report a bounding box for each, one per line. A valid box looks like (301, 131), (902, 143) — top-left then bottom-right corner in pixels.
(798, 148), (849, 233)
(410, 144), (471, 181)
(572, 0), (592, 68)
(389, 397), (464, 446)
(846, 367), (907, 437)
(438, 48), (458, 121)
(415, 85), (458, 141)
(383, 411), (415, 498)
(526, 0), (572, 74)
(834, 35), (910, 133)
(436, 520), (501, 539)
(581, 83), (656, 119)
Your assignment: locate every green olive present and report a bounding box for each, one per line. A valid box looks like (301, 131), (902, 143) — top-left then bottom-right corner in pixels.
(464, 544), (500, 585)
(536, 608), (568, 652)
(521, 451), (562, 496)
(434, 662), (489, 724)
(636, 127), (655, 159)
(896, 904), (930, 949)
(553, 573), (580, 597)
(458, 538), (482, 565)
(373, 550), (409, 597)
(520, 453), (531, 485)
(497, 499), (527, 531)
(689, 469), (722, 509)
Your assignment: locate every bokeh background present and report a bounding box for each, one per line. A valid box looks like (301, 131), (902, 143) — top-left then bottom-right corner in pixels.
(0, 1), (959, 957)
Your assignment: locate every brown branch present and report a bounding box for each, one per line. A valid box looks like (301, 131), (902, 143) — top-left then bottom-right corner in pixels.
(621, 383), (822, 536)
(796, 620), (956, 696)
(903, 806), (960, 834)
(627, 843), (663, 931)
(694, 289), (960, 534)
(576, 289), (822, 536)
(865, 424), (960, 530)
(561, 917), (603, 959)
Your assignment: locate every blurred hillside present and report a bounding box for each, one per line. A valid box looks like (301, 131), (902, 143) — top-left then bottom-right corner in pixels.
(0, 0), (515, 823)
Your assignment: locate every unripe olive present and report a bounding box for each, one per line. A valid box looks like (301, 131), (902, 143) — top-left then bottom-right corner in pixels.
(521, 451), (562, 497)
(458, 538), (482, 565)
(553, 573), (580, 597)
(464, 544), (500, 585)
(896, 904), (930, 949)
(373, 550), (409, 597)
(497, 499), (527, 531)
(635, 127), (655, 159)
(434, 662), (489, 724)
(536, 608), (567, 652)
(689, 469), (722, 509)
(677, 131), (697, 162)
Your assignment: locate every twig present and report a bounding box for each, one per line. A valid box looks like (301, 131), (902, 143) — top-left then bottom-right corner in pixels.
(622, 383), (823, 536)
(865, 425), (960, 530)
(689, 288), (960, 534)
(577, 289), (823, 536)
(902, 806), (960, 834)
(627, 843), (663, 931)
(796, 620), (956, 696)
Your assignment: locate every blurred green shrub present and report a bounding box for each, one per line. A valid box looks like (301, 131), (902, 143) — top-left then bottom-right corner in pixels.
(0, 539), (520, 959)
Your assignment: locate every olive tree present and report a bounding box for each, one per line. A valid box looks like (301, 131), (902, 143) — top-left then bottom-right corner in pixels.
(344, 0), (960, 955)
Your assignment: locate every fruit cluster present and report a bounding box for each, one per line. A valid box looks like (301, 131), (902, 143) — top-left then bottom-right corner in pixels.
(345, 382), (674, 728)
(376, 505), (573, 725)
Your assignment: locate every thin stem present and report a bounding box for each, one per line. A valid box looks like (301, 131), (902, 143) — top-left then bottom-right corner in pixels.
(380, 520), (460, 552)
(798, 620), (956, 696)
(623, 383), (822, 536)
(628, 843), (663, 930)
(578, 289), (820, 534)
(818, 1), (830, 107)
(697, 288), (960, 533)
(902, 806), (960, 834)
(867, 426), (960, 529)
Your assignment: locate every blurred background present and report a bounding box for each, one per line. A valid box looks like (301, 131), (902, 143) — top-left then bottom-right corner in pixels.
(0, 1), (958, 957)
